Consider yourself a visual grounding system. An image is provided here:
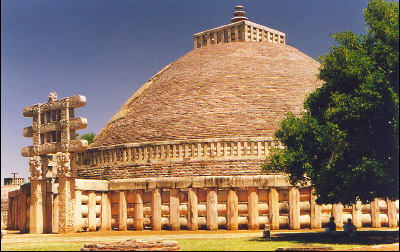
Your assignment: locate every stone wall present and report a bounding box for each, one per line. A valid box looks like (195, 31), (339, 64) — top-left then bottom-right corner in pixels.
(6, 183), (30, 232)
(1, 185), (20, 229)
(77, 138), (281, 180)
(8, 176), (399, 233)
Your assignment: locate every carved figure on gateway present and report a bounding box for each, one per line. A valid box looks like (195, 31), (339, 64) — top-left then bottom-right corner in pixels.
(29, 156), (42, 178)
(7, 6), (398, 235)
(48, 92), (57, 102)
(56, 153), (71, 175)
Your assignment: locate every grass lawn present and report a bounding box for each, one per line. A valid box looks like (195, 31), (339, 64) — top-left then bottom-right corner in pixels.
(1, 230), (397, 251)
(1, 242), (84, 251)
(177, 238), (362, 251)
(0, 239), (360, 251)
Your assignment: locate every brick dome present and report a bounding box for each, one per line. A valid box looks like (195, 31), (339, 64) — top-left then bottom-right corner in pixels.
(91, 42), (322, 148)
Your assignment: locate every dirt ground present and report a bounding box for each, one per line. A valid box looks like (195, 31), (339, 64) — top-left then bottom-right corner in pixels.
(345, 243), (399, 251)
(2, 227), (399, 251)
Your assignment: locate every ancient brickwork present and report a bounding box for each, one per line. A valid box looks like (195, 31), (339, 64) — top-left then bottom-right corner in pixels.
(13, 7), (396, 236)
(77, 159), (267, 180)
(91, 42), (322, 148)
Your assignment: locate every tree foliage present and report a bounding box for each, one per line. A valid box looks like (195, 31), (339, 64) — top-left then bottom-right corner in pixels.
(75, 132), (96, 145)
(263, 0), (399, 205)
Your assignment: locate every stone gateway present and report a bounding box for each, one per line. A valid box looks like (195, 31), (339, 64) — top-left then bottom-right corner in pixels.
(7, 6), (399, 234)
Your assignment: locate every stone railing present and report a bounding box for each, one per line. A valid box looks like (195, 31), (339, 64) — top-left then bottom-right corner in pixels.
(77, 137), (282, 166)
(7, 176), (400, 233)
(72, 176), (399, 232)
(194, 20), (286, 48)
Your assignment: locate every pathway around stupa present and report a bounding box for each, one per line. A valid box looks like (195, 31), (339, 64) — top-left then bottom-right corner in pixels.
(2, 229), (264, 243)
(2, 228), (398, 247)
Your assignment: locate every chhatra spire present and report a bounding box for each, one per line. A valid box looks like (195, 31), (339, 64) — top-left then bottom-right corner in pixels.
(194, 5), (285, 48)
(231, 5), (248, 23)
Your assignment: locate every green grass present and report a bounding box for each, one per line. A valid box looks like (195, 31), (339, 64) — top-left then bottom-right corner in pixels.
(177, 238), (360, 251)
(0, 239), (364, 251)
(1, 242), (84, 251)
(1, 230), (398, 251)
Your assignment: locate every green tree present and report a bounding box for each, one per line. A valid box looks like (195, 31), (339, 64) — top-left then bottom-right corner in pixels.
(263, 0), (399, 205)
(75, 132), (96, 145)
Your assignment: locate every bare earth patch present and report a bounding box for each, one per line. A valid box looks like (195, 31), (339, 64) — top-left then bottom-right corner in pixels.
(344, 243), (399, 251)
(1, 228), (398, 251)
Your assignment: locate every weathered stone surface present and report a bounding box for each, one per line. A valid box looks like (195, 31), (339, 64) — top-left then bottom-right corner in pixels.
(75, 179), (109, 191)
(81, 239), (180, 251)
(1, 185), (21, 229)
(22, 94), (88, 157)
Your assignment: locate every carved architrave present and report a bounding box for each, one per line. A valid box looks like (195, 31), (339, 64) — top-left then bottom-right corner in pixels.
(22, 94), (88, 156)
(29, 156), (42, 178)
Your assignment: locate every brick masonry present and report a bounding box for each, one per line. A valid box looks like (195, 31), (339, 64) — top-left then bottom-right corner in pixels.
(91, 42), (322, 148)
(77, 159), (268, 180)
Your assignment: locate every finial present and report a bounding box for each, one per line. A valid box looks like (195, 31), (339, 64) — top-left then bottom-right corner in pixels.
(48, 92), (58, 102)
(231, 5), (248, 23)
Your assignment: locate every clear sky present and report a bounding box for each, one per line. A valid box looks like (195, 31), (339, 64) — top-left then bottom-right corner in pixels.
(1, 0), (372, 183)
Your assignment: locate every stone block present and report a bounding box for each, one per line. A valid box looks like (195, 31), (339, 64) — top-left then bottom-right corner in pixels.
(273, 175), (290, 187)
(75, 179), (109, 191)
(81, 239), (180, 251)
(214, 176), (233, 188)
(192, 177), (206, 188)
(156, 177), (177, 188)
(175, 178), (192, 189)
(204, 177), (218, 188)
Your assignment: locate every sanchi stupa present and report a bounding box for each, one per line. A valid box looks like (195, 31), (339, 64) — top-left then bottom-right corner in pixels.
(7, 6), (399, 234)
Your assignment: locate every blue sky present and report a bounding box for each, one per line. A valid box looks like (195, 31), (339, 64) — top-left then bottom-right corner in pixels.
(1, 0), (371, 183)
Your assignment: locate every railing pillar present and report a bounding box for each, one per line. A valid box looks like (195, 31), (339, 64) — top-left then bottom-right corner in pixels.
(269, 187), (279, 230)
(188, 188), (198, 231)
(289, 187), (300, 230)
(227, 187), (238, 230)
(206, 187), (218, 230)
(248, 187), (259, 230)
(134, 190), (144, 231)
(170, 189), (180, 231)
(152, 189), (162, 231)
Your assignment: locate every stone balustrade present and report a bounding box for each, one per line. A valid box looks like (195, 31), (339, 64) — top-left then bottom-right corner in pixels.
(7, 176), (399, 233)
(78, 137), (282, 166)
(194, 20), (285, 48)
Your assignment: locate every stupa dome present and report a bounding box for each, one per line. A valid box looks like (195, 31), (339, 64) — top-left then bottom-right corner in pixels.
(91, 42), (322, 149)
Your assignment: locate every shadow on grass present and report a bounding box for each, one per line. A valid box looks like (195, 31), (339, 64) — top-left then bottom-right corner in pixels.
(250, 230), (399, 246)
